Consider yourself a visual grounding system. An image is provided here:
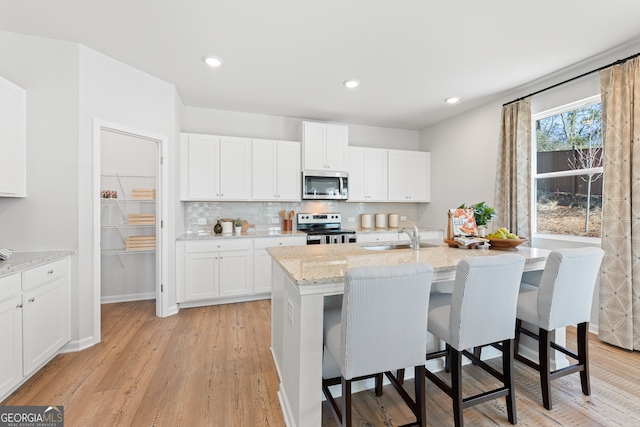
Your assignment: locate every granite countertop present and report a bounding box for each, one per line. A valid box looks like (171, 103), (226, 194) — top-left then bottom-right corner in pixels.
(267, 243), (549, 286)
(0, 250), (75, 277)
(176, 230), (307, 241)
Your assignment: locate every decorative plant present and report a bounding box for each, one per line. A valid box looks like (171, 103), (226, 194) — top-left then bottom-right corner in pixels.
(458, 202), (496, 227)
(234, 218), (243, 227)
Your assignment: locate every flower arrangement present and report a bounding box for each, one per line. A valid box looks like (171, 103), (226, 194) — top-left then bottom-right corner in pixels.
(458, 202), (496, 227)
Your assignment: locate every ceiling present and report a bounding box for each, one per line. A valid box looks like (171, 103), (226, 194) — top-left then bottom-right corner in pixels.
(2, 1), (640, 130)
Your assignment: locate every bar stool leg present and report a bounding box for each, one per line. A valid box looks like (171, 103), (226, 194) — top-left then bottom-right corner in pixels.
(451, 349), (464, 427)
(578, 322), (591, 395)
(502, 339), (517, 424)
(341, 377), (352, 426)
(514, 319), (522, 357)
(539, 328), (552, 410)
(415, 365), (427, 427)
(375, 373), (384, 397)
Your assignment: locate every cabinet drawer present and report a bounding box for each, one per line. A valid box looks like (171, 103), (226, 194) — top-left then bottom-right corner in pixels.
(0, 274), (21, 301)
(254, 236), (306, 249)
(22, 258), (68, 291)
(185, 239), (252, 253)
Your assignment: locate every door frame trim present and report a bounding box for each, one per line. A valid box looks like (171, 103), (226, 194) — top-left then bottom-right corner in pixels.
(93, 119), (170, 342)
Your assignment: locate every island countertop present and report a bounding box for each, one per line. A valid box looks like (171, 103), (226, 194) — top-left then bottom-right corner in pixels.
(267, 243), (549, 286)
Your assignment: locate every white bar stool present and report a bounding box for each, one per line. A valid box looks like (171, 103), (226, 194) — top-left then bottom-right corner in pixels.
(514, 247), (604, 409)
(425, 254), (526, 427)
(322, 263), (434, 427)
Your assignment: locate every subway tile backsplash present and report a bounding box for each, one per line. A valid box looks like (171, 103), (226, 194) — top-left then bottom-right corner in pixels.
(183, 201), (421, 233)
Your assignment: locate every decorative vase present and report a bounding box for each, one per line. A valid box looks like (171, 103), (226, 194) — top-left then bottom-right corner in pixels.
(214, 220), (222, 234)
(478, 226), (487, 237)
(235, 226), (242, 235)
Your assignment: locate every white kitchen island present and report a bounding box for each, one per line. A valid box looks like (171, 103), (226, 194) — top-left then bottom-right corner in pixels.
(268, 243), (553, 427)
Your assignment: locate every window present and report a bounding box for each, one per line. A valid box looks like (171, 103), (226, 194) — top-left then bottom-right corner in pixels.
(532, 95), (603, 238)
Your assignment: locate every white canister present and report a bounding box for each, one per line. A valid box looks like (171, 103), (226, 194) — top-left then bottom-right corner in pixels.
(221, 220), (233, 234)
(361, 214), (372, 229)
(375, 214), (386, 228)
(388, 213), (399, 228)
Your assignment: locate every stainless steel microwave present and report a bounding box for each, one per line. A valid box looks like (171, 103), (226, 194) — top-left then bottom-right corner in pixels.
(302, 171), (349, 200)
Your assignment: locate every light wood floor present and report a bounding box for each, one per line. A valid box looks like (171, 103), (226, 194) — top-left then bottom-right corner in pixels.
(3, 300), (640, 426)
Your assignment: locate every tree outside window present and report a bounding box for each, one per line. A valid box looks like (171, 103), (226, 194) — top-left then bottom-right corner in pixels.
(533, 96), (603, 237)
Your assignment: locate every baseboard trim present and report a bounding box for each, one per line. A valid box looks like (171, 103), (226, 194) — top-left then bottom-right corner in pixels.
(101, 292), (155, 304)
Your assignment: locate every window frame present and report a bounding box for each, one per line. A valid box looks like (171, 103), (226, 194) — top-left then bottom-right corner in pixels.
(530, 94), (603, 241)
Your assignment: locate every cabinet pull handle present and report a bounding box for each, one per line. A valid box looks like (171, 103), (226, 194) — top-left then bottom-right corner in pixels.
(28, 298), (35, 303)
(16, 303), (23, 308)
(48, 270), (54, 274)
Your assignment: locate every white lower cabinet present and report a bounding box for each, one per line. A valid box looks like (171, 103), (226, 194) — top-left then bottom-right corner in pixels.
(22, 276), (69, 375)
(254, 236), (306, 294)
(0, 291), (22, 397)
(0, 257), (70, 400)
(177, 236), (306, 305)
(179, 239), (253, 303)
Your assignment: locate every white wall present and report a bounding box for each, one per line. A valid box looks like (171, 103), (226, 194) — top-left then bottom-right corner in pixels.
(181, 106), (420, 150)
(101, 130), (158, 175)
(79, 45), (179, 342)
(0, 31), (85, 343)
(0, 31), (181, 351)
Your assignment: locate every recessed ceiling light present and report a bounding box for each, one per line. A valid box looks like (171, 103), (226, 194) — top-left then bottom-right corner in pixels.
(203, 56), (223, 67)
(445, 96), (461, 104)
(343, 79), (360, 89)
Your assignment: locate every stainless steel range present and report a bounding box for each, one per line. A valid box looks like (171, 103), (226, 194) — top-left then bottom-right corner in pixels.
(297, 213), (357, 245)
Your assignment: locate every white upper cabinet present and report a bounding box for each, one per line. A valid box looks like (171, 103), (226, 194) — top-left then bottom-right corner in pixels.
(180, 133), (251, 201)
(301, 121), (348, 172)
(219, 136), (252, 200)
(387, 150), (430, 202)
(348, 146), (388, 202)
(0, 75), (26, 197)
(252, 139), (301, 201)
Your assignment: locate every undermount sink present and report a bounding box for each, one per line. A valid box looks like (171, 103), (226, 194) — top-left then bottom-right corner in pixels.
(361, 242), (438, 251)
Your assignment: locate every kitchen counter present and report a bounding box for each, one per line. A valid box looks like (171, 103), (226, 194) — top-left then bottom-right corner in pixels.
(0, 250), (75, 277)
(267, 242), (548, 286)
(176, 230), (306, 241)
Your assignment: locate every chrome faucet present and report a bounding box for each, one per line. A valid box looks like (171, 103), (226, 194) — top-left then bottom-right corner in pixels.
(399, 220), (421, 250)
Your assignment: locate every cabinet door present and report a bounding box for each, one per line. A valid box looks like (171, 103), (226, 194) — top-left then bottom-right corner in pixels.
(23, 276), (69, 376)
(276, 141), (301, 201)
(252, 139), (278, 200)
(253, 249), (272, 294)
(219, 251), (253, 297)
(347, 147), (367, 201)
(220, 136), (252, 200)
(324, 124), (348, 171)
(302, 122), (326, 170)
(406, 151), (430, 202)
(387, 150), (409, 201)
(180, 134), (220, 200)
(0, 295), (22, 397)
(365, 148), (388, 201)
(0, 76), (26, 197)
(184, 252), (220, 301)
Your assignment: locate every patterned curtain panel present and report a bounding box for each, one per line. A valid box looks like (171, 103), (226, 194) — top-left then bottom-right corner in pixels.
(599, 57), (640, 351)
(494, 98), (532, 239)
